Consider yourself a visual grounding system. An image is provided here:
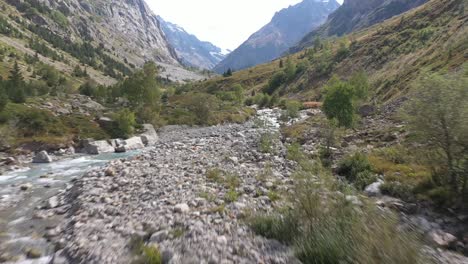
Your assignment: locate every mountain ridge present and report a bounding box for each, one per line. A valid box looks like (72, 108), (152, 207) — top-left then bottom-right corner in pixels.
(157, 15), (226, 70)
(213, 0), (340, 73)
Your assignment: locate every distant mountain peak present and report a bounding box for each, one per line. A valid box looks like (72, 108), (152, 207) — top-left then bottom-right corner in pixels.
(213, 0), (340, 73)
(157, 16), (227, 70)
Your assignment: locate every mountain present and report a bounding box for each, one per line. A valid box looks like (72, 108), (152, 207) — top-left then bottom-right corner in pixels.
(213, 0), (340, 73)
(292, 0), (428, 52)
(0, 0), (203, 82)
(157, 16), (227, 70)
(201, 0), (467, 103)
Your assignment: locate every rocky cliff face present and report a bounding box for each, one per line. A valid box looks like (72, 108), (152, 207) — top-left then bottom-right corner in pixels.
(213, 0), (340, 73)
(36, 0), (179, 66)
(292, 0), (428, 52)
(158, 16), (227, 70)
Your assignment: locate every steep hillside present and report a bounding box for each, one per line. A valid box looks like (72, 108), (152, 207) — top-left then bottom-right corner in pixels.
(0, 0), (203, 83)
(158, 16), (227, 70)
(292, 0), (428, 52)
(201, 0), (467, 103)
(213, 0), (340, 73)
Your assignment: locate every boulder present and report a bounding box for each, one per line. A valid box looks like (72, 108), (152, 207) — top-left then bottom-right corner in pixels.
(33, 151), (53, 163)
(83, 140), (115, 155)
(115, 137), (145, 153)
(428, 229), (457, 248)
(364, 180), (384, 196)
(47, 196), (59, 209)
(140, 124), (159, 146)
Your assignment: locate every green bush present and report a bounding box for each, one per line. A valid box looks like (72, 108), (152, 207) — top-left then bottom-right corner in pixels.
(287, 143), (303, 162)
(337, 153), (373, 183)
(322, 78), (355, 128)
(248, 213), (299, 244)
(114, 108), (136, 138)
(355, 170), (378, 190)
(259, 133), (275, 153)
(380, 182), (414, 201)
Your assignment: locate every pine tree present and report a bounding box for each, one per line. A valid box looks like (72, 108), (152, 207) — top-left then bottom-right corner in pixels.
(8, 61), (26, 103)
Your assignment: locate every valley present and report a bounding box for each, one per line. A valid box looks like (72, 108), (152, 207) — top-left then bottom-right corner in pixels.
(0, 0), (467, 263)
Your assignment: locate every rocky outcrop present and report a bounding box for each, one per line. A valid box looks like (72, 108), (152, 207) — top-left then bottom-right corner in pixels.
(33, 151), (53, 163)
(214, 0), (340, 73)
(83, 140), (115, 155)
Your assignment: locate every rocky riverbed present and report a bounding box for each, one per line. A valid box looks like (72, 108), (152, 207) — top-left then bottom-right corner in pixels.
(2, 108), (467, 263)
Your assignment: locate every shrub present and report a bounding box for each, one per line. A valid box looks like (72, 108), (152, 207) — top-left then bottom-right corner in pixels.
(249, 159), (425, 264)
(264, 72), (286, 95)
(206, 168), (223, 182)
(282, 100), (301, 120)
(287, 143), (303, 162)
(259, 133), (275, 153)
(322, 77), (355, 128)
(337, 153), (373, 183)
(114, 108), (136, 138)
(380, 182), (414, 201)
(224, 188), (239, 203)
(354, 170), (378, 190)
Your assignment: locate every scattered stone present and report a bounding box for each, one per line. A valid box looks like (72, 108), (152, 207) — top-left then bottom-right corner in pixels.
(428, 230), (457, 248)
(33, 150), (53, 163)
(20, 183), (33, 191)
(174, 203), (190, 213)
(105, 167), (116, 177)
(26, 248), (42, 259)
(47, 196), (60, 209)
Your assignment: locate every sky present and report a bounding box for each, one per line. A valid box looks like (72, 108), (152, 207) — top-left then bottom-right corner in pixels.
(147, 0), (344, 51)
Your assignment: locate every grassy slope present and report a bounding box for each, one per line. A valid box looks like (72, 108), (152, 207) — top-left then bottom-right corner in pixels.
(197, 0), (467, 103)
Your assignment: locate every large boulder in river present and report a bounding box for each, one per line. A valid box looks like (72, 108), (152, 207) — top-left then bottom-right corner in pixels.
(83, 140), (115, 155)
(33, 151), (53, 163)
(140, 124), (158, 146)
(115, 137), (145, 153)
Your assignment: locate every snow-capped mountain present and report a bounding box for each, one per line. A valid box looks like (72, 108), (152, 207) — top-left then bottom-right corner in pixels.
(157, 16), (227, 70)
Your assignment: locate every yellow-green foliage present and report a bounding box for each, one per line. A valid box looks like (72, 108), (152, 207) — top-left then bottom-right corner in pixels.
(0, 103), (109, 148)
(249, 156), (425, 264)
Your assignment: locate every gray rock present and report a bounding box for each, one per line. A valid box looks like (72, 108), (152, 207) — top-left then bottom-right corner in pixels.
(115, 137), (145, 152)
(428, 230), (457, 248)
(364, 180), (383, 196)
(84, 140), (115, 155)
(20, 183), (33, 191)
(33, 151), (53, 163)
(47, 196), (60, 209)
(140, 124), (159, 146)
(174, 203), (190, 213)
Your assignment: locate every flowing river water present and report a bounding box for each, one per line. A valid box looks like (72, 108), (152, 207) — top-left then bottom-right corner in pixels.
(0, 151), (140, 263)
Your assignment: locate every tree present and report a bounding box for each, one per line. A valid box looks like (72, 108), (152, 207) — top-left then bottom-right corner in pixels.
(349, 70), (369, 101)
(223, 68), (233, 77)
(114, 108), (136, 138)
(403, 72), (468, 194)
(233, 84), (244, 105)
(284, 57), (296, 81)
(313, 36), (322, 51)
(322, 76), (355, 128)
(279, 59), (284, 68)
(7, 61), (26, 103)
(185, 93), (219, 125)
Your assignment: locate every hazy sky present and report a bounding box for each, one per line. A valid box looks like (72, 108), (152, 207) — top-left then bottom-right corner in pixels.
(147, 0), (343, 51)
